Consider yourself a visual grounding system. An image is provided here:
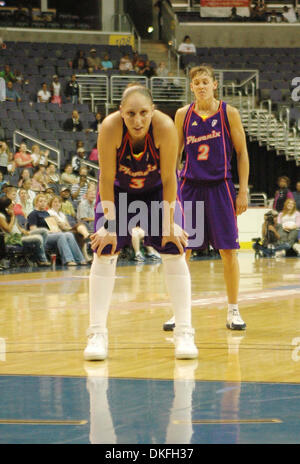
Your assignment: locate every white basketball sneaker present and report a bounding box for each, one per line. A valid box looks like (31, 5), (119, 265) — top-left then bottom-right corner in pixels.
(174, 326), (198, 359)
(226, 308), (246, 331)
(84, 328), (108, 361)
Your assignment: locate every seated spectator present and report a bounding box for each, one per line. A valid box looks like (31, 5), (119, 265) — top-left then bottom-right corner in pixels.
(60, 186), (77, 223)
(37, 82), (51, 103)
(273, 176), (294, 212)
(293, 181), (300, 211)
(252, 210), (291, 257)
(0, 196), (50, 266)
(65, 74), (79, 104)
(21, 178), (36, 205)
(229, 7), (242, 22)
(46, 164), (60, 193)
(251, 2), (267, 21)
(71, 173), (89, 204)
(14, 143), (33, 170)
(87, 48), (102, 71)
(6, 81), (21, 102)
(119, 54), (133, 73)
(156, 61), (169, 78)
(0, 141), (13, 176)
(71, 147), (86, 175)
(267, 9), (282, 23)
(178, 35), (196, 55)
(63, 110), (83, 132)
(27, 193), (87, 266)
(89, 144), (98, 162)
(101, 53), (113, 71)
(277, 198), (300, 256)
(132, 53), (146, 73)
(17, 168), (32, 188)
(282, 6), (298, 23)
(138, 60), (156, 78)
(0, 64), (16, 83)
(14, 70), (25, 85)
(48, 195), (91, 262)
(30, 145), (49, 167)
(31, 165), (49, 192)
(76, 186), (96, 233)
(50, 75), (62, 106)
(72, 50), (88, 71)
(5, 185), (17, 205)
(87, 112), (102, 133)
(61, 164), (78, 187)
(14, 187), (34, 218)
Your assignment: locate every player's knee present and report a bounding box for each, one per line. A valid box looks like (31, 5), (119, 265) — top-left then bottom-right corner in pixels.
(161, 253), (190, 276)
(219, 249), (238, 263)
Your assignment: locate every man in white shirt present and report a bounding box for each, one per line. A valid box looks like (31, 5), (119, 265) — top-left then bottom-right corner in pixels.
(282, 6), (298, 23)
(37, 82), (51, 103)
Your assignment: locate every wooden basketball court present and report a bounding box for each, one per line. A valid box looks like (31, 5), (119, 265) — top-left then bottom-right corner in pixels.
(1, 251), (300, 443)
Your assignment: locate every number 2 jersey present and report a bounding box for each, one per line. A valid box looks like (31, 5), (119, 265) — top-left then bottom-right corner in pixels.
(114, 121), (162, 193)
(180, 101), (234, 182)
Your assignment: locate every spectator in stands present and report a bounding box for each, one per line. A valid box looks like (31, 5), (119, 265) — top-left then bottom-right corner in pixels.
(89, 144), (98, 162)
(88, 112), (102, 133)
(267, 9), (282, 23)
(293, 181), (300, 211)
(5, 185), (17, 205)
(277, 198), (300, 256)
(14, 143), (33, 170)
(46, 163), (61, 194)
(37, 82), (51, 103)
(229, 7), (242, 22)
(138, 60), (156, 78)
(60, 186), (77, 221)
(71, 147), (86, 175)
(30, 145), (49, 167)
(14, 70), (25, 85)
(0, 142), (13, 176)
(273, 176), (294, 212)
(31, 165), (49, 192)
(76, 185), (96, 233)
(0, 196), (51, 267)
(72, 50), (88, 71)
(178, 35), (196, 70)
(0, 65), (16, 83)
(156, 61), (169, 78)
(87, 48), (102, 71)
(61, 163), (78, 187)
(14, 187), (34, 218)
(71, 173), (89, 204)
(250, 2), (267, 21)
(48, 195), (91, 262)
(132, 53), (146, 73)
(282, 5), (298, 23)
(5, 81), (21, 103)
(50, 75), (62, 106)
(27, 193), (87, 266)
(22, 178), (36, 205)
(65, 74), (79, 104)
(63, 110), (83, 132)
(17, 168), (31, 188)
(119, 53), (133, 73)
(101, 53), (113, 71)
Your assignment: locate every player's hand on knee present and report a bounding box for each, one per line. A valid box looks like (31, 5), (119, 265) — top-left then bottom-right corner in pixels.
(91, 227), (117, 256)
(162, 224), (188, 254)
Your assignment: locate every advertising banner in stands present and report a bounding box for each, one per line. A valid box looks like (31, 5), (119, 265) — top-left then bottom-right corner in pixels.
(200, 0), (250, 17)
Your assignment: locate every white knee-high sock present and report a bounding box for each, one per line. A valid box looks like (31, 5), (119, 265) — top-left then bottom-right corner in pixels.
(89, 254), (118, 332)
(161, 253), (192, 328)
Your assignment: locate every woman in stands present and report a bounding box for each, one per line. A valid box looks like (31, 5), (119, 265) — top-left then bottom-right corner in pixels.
(163, 65), (249, 333)
(84, 83), (198, 362)
(0, 196), (50, 266)
(278, 198), (300, 256)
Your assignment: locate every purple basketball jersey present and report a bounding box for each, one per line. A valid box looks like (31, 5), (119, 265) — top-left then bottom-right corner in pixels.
(114, 121), (162, 193)
(181, 101), (234, 182)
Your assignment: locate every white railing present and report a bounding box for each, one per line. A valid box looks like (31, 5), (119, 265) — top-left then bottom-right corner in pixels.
(13, 130), (61, 169)
(150, 76), (188, 104)
(76, 74), (109, 112)
(110, 75), (148, 104)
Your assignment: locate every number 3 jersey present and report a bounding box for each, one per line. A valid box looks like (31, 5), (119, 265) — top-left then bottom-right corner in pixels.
(114, 121), (162, 194)
(181, 101), (234, 182)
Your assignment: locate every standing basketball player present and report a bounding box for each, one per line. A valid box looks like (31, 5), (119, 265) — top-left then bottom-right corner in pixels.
(84, 84), (198, 361)
(163, 65), (249, 332)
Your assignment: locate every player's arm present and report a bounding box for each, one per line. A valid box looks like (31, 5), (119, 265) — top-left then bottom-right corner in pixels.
(154, 112), (188, 253)
(174, 105), (188, 169)
(91, 113), (122, 255)
(227, 105), (249, 215)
